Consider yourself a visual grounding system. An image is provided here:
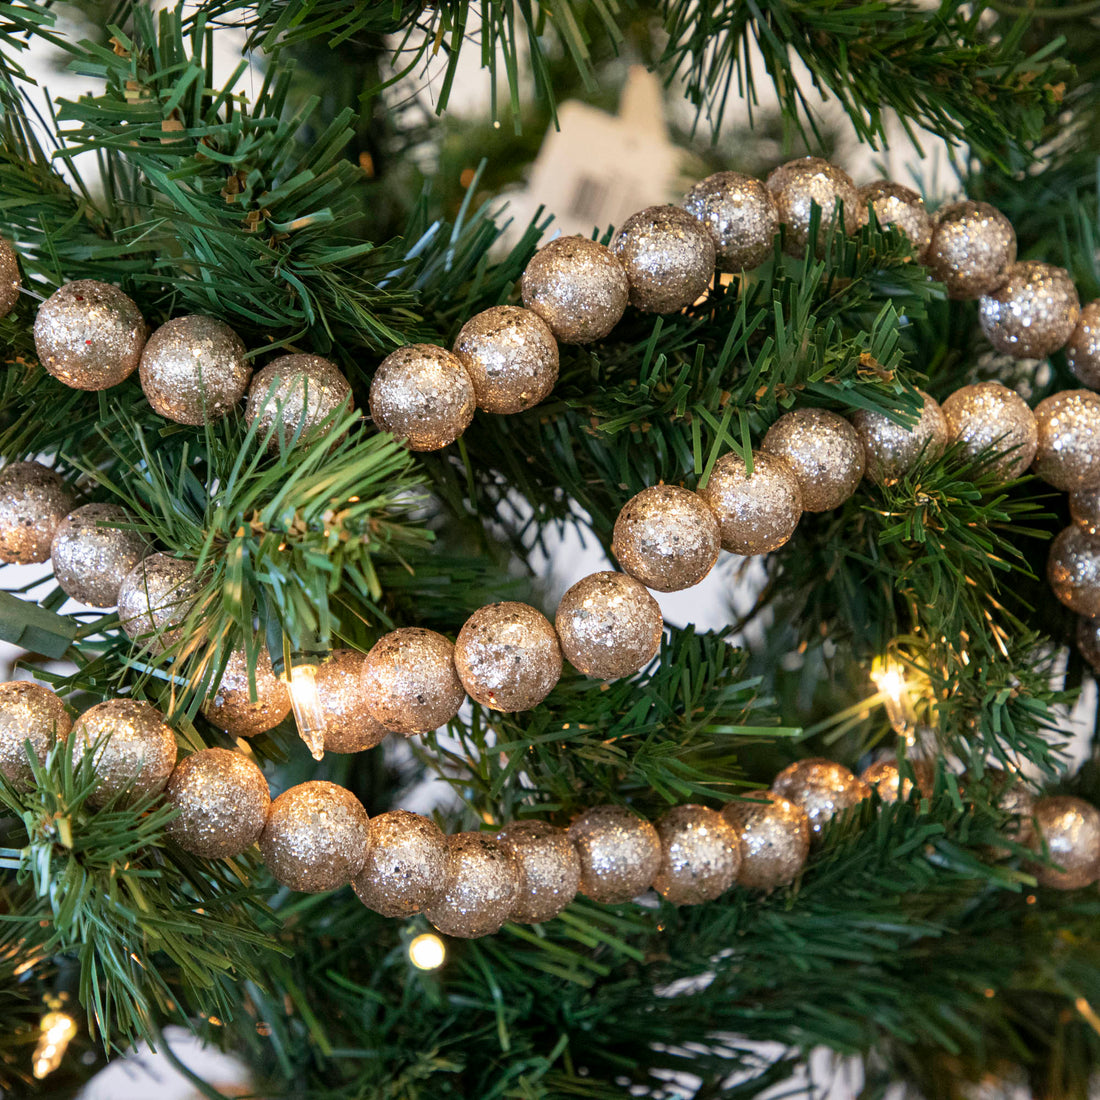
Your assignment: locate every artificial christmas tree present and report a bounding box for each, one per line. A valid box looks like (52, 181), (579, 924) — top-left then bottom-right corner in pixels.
(1, 2), (1099, 1098)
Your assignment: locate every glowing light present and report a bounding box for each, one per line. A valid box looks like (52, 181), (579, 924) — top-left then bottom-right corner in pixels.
(408, 933), (446, 970)
(284, 663), (326, 761)
(33, 1012), (76, 1079)
(870, 656), (921, 745)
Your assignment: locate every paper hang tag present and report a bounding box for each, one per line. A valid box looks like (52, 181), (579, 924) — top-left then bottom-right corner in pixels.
(500, 65), (686, 248)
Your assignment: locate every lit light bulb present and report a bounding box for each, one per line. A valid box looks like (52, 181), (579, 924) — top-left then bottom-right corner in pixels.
(408, 933), (446, 970)
(33, 1011), (76, 1079)
(286, 663), (326, 761)
(871, 657), (919, 744)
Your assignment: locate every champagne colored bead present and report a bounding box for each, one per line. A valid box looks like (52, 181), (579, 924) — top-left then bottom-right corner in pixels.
(765, 158), (862, 258)
(979, 261), (1080, 360)
(849, 391), (948, 486)
(1025, 795), (1100, 890)
(1048, 525), (1100, 617)
(1033, 390), (1100, 491)
(316, 649), (390, 753)
(568, 804), (661, 904)
(117, 553), (202, 654)
(858, 181), (932, 259)
(682, 172), (779, 272)
(1066, 300), (1100, 389)
(0, 461), (74, 564)
(202, 644), (291, 738)
(1070, 486), (1100, 535)
(50, 503), (148, 608)
(698, 451), (802, 555)
(245, 353), (353, 450)
(1078, 616), (1100, 675)
(424, 832), (519, 938)
(762, 409), (864, 512)
(497, 820), (581, 923)
(0, 681), (72, 790)
(942, 382), (1037, 480)
(860, 758), (934, 803)
(0, 236), (21, 317)
(721, 791), (809, 891)
(926, 201), (1016, 300)
(353, 810), (448, 918)
(652, 804), (740, 906)
(772, 758), (869, 838)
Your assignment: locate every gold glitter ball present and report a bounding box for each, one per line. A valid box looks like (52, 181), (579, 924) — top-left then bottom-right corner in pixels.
(496, 820), (581, 924)
(0, 681), (72, 790)
(0, 462), (74, 564)
(772, 758), (869, 838)
(424, 831), (520, 938)
(139, 315), (251, 425)
(652, 804), (741, 906)
(765, 158), (862, 258)
(1070, 486), (1100, 535)
(245, 353), (353, 450)
(979, 261), (1080, 360)
(980, 766), (1036, 856)
(612, 485), (720, 592)
(681, 171), (779, 272)
(165, 747), (270, 859)
(942, 382), (1037, 480)
(0, 236), (21, 317)
(555, 571), (663, 680)
(849, 391), (948, 486)
(860, 758), (935, 803)
(568, 805), (661, 904)
(520, 236), (628, 344)
(926, 201), (1016, 300)
(202, 643), (291, 738)
(50, 503), (148, 608)
(858, 181), (932, 259)
(762, 409), (865, 512)
(1078, 616), (1100, 674)
(315, 648), (390, 753)
(369, 343), (475, 451)
(698, 450), (802, 555)
(453, 306), (559, 415)
(721, 791), (809, 891)
(1025, 795), (1100, 890)
(72, 698), (178, 807)
(118, 552), (202, 653)
(1067, 300), (1100, 389)
(1048, 525), (1100, 617)
(353, 809), (448, 918)
(610, 205), (716, 314)
(33, 280), (147, 390)
(454, 602), (562, 712)
(1033, 390), (1100, 491)
(361, 627), (466, 736)
(259, 780), (369, 892)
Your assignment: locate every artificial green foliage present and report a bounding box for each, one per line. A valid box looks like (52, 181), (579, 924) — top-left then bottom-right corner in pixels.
(0, 1), (1098, 1098)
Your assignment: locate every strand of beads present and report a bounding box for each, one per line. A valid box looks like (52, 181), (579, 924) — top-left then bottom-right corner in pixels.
(7, 682), (1093, 939)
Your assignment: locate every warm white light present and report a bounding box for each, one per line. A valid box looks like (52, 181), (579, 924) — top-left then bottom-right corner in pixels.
(871, 657), (919, 745)
(286, 663), (326, 761)
(408, 933), (446, 970)
(33, 1011), (76, 1079)
(872, 665), (907, 702)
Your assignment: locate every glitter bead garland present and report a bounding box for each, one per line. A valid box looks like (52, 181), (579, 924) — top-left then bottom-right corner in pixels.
(50, 503), (148, 608)
(245, 353), (353, 450)
(0, 237), (21, 317)
(0, 462), (74, 564)
(0, 682), (72, 790)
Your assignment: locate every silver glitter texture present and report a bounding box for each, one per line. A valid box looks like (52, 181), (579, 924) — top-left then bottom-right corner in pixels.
(118, 552), (201, 653)
(849, 390), (948, 486)
(926, 201), (1016, 300)
(942, 382), (1037, 480)
(762, 409), (865, 512)
(369, 343), (475, 451)
(520, 236), (628, 344)
(453, 306), (559, 415)
(0, 236), (20, 317)
(610, 205), (716, 314)
(568, 804), (661, 904)
(202, 643), (291, 738)
(1070, 486), (1100, 535)
(245, 354), (352, 450)
(555, 571), (663, 680)
(34, 280), (146, 390)
(721, 791), (809, 891)
(165, 747), (270, 859)
(496, 820), (581, 924)
(50, 503), (148, 608)
(0, 461), (74, 564)
(682, 171), (779, 272)
(699, 450), (802, 555)
(772, 758), (869, 837)
(652, 804), (740, 906)
(857, 181), (932, 259)
(259, 780), (369, 893)
(360, 627), (466, 736)
(424, 832), (519, 938)
(0, 681), (72, 790)
(315, 648), (389, 753)
(1033, 390), (1100, 491)
(1026, 795), (1100, 890)
(979, 261), (1080, 360)
(1067, 300), (1100, 389)
(72, 698), (177, 807)
(1048, 525), (1100, 617)
(1078, 616), (1100, 674)
(765, 158), (862, 258)
(353, 809), (448, 918)
(140, 315), (251, 425)
(860, 758), (934, 803)
(454, 602), (562, 712)
(612, 485), (720, 592)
